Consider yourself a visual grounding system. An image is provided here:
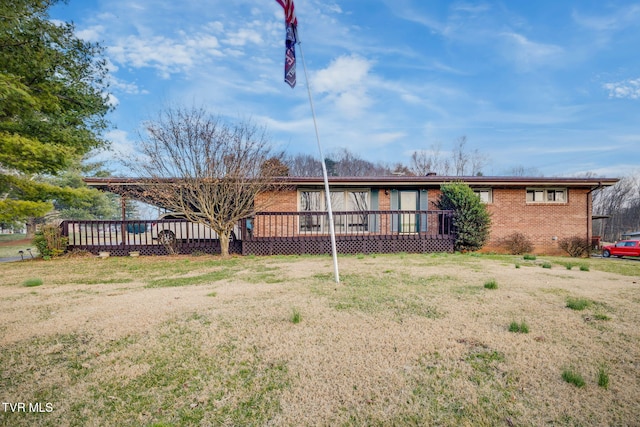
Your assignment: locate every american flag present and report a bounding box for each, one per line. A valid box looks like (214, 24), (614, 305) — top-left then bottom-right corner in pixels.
(275, 0), (298, 88)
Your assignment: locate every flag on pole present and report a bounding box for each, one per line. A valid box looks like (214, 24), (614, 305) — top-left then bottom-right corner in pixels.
(275, 0), (298, 88)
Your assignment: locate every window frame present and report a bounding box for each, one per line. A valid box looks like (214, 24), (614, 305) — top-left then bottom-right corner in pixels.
(472, 188), (493, 204)
(298, 188), (371, 234)
(525, 188), (567, 204)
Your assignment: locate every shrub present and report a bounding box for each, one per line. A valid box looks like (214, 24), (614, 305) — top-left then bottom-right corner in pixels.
(508, 320), (529, 333)
(542, 262), (552, 269)
(503, 232), (534, 255)
(436, 182), (491, 252)
(290, 308), (301, 324)
(597, 366), (609, 389)
(566, 297), (591, 311)
(562, 368), (585, 387)
(32, 224), (68, 258)
(484, 279), (498, 289)
(23, 278), (43, 287)
(558, 236), (590, 258)
(523, 254), (537, 260)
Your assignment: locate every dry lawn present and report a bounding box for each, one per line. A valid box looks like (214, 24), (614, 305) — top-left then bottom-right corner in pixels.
(0, 252), (639, 426)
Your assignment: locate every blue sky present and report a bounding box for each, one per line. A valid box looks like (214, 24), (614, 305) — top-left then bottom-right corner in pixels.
(51, 0), (640, 177)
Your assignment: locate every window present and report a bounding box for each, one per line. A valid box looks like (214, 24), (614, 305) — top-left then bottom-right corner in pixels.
(526, 188), (567, 203)
(299, 191), (323, 232)
(299, 189), (370, 233)
(473, 189), (492, 204)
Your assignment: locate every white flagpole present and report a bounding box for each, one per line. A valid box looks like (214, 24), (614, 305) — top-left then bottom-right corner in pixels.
(296, 37), (340, 284)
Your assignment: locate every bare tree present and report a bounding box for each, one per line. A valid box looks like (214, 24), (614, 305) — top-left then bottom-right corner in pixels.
(593, 173), (640, 241)
(503, 165), (544, 177)
(284, 153), (323, 176)
(285, 148), (391, 177)
(126, 107), (283, 257)
(327, 148), (391, 176)
(410, 138), (488, 176)
(410, 142), (447, 176)
(452, 136), (470, 176)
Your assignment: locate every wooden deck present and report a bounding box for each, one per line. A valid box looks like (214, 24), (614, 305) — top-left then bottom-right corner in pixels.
(61, 210), (454, 256)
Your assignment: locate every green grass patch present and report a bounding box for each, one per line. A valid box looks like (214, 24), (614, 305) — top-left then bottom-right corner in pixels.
(541, 262), (552, 269)
(0, 317), (290, 426)
(0, 233), (27, 243)
(312, 272), (445, 321)
(483, 279), (498, 289)
(579, 264), (590, 272)
(566, 297), (592, 311)
(22, 278), (43, 287)
(68, 277), (134, 285)
(290, 307), (301, 324)
(242, 271), (284, 284)
(145, 270), (234, 288)
(562, 368), (585, 388)
(523, 254), (537, 260)
(465, 348), (506, 383)
(508, 320), (529, 333)
(597, 366), (609, 389)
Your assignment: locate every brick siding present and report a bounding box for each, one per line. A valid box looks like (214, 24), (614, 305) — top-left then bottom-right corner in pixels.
(255, 186), (592, 255)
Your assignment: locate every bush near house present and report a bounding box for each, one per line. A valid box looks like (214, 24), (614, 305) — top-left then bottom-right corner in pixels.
(503, 232), (534, 255)
(559, 236), (590, 258)
(436, 182), (491, 252)
(32, 224), (68, 258)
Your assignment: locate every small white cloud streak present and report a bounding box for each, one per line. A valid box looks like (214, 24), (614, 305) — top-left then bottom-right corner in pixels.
(603, 78), (640, 100)
(572, 4), (640, 32)
(499, 32), (564, 70)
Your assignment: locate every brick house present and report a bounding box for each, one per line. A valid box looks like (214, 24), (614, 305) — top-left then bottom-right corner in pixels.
(251, 176), (618, 255)
(77, 175), (617, 256)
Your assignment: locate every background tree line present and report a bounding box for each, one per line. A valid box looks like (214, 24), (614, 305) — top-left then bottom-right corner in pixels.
(593, 174), (640, 242)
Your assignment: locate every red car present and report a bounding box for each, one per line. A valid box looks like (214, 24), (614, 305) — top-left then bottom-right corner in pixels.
(602, 240), (640, 258)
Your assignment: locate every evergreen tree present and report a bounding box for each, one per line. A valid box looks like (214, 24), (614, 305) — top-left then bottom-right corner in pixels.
(436, 182), (491, 252)
(0, 0), (111, 231)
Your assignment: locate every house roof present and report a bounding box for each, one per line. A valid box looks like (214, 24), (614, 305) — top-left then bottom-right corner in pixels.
(272, 176), (619, 188)
(84, 175), (619, 190)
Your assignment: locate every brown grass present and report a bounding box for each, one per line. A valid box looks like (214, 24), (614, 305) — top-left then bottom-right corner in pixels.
(0, 253), (639, 426)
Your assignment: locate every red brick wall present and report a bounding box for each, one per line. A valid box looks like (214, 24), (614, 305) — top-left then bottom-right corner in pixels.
(255, 190), (297, 213)
(254, 186), (592, 255)
(253, 189), (297, 237)
(478, 188), (591, 255)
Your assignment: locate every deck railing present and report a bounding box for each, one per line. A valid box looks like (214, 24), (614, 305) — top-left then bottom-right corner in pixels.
(244, 209), (453, 240)
(60, 210), (454, 256)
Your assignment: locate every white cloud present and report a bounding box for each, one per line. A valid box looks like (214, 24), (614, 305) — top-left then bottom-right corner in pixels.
(603, 78), (640, 100)
(109, 76), (148, 95)
(499, 32), (564, 70)
(314, 57), (370, 92)
(370, 132), (406, 144)
(76, 25), (105, 42)
(108, 33), (223, 78)
(573, 4), (640, 32)
(105, 92), (119, 108)
(312, 55), (374, 116)
(222, 27), (264, 47)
